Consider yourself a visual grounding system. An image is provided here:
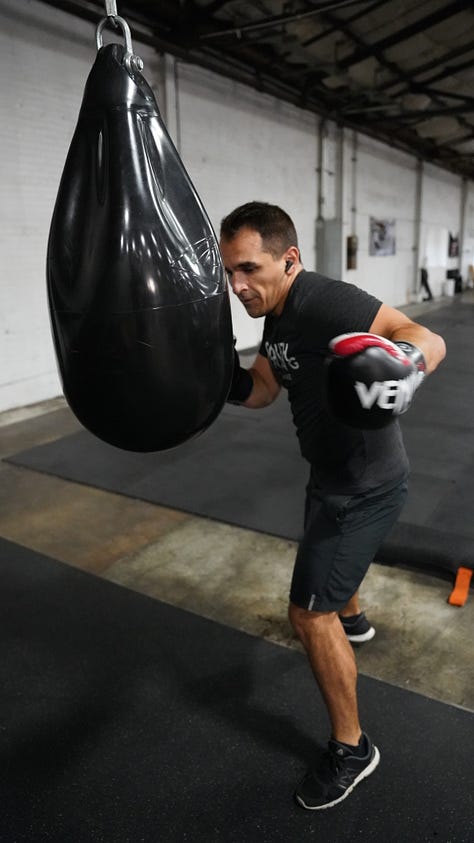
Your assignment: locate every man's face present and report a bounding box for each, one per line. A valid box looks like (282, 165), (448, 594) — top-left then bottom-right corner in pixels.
(220, 227), (289, 318)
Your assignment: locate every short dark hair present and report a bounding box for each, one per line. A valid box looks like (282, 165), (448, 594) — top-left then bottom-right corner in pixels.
(220, 201), (298, 258)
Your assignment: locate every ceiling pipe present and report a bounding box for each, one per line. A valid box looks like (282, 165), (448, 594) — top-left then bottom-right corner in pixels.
(412, 159), (424, 300)
(459, 177), (468, 277)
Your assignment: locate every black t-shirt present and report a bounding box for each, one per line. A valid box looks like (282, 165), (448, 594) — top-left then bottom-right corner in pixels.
(259, 270), (409, 493)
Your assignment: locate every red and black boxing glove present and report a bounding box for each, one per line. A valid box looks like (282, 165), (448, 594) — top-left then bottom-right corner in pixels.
(325, 332), (426, 429)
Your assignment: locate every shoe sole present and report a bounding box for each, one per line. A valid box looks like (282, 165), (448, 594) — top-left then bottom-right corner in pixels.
(345, 626), (376, 643)
(295, 746), (381, 811)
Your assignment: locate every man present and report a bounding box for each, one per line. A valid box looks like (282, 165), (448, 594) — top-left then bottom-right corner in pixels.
(219, 201), (446, 811)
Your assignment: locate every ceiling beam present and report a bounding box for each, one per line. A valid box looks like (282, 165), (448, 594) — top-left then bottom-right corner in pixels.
(199, 0), (366, 40)
(301, 0), (390, 48)
(373, 104), (474, 122)
(379, 45), (474, 93)
(335, 0), (470, 71)
(439, 127), (474, 145)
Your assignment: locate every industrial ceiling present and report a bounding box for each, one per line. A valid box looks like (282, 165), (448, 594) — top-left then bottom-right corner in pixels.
(39, 0), (474, 181)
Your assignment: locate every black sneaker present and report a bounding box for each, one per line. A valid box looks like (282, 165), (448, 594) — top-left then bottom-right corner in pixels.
(339, 611), (375, 643)
(295, 733), (380, 811)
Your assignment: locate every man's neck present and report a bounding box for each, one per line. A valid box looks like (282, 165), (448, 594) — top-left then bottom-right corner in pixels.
(272, 266), (303, 316)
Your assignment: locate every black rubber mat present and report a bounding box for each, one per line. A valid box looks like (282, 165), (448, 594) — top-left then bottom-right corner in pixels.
(6, 302), (474, 582)
(0, 537), (472, 842)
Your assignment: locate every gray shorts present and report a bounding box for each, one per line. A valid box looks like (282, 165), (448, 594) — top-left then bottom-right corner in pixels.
(289, 474), (408, 612)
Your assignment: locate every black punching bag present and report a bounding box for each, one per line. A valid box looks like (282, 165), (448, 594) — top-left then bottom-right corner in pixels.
(47, 40), (233, 452)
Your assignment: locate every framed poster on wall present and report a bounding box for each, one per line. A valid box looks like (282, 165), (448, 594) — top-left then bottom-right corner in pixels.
(448, 233), (459, 257)
(369, 217), (396, 256)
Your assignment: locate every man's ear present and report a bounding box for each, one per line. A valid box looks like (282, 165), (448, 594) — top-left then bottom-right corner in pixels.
(283, 246), (300, 272)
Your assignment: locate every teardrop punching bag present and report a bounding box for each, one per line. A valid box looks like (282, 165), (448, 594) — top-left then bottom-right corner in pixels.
(47, 26), (233, 452)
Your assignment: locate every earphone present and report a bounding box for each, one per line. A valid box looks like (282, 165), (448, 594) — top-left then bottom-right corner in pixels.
(284, 259), (294, 273)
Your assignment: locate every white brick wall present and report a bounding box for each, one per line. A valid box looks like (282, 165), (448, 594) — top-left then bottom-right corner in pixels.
(342, 134), (419, 304)
(0, 0), (161, 412)
(1, 0), (473, 413)
(420, 163), (464, 296)
(173, 61), (318, 351)
(0, 0), (88, 412)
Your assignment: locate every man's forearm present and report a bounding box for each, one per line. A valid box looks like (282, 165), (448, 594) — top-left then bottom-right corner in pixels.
(388, 325), (446, 375)
(242, 367), (281, 408)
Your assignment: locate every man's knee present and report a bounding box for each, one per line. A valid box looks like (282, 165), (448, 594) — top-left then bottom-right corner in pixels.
(288, 601), (337, 646)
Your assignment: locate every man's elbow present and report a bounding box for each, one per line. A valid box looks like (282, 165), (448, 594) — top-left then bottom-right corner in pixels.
(428, 332), (446, 374)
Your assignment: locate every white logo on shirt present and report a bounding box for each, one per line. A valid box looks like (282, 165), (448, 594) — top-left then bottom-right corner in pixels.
(265, 342), (300, 373)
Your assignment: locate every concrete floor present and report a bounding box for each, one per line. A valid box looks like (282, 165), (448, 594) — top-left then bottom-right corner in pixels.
(1, 294), (473, 719)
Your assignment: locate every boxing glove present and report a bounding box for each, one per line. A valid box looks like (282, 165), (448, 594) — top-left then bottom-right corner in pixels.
(325, 333), (426, 429)
(227, 343), (253, 404)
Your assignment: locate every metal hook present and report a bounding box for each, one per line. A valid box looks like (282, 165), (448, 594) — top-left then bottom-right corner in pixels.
(96, 12), (144, 72)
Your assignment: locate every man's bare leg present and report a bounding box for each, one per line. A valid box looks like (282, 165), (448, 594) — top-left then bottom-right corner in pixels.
(288, 602), (361, 745)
